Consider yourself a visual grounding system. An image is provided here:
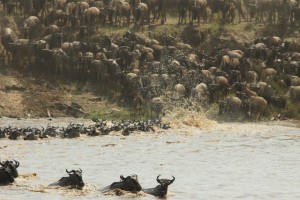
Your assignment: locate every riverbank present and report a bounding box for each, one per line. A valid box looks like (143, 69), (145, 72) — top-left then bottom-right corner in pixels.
(0, 13), (299, 121)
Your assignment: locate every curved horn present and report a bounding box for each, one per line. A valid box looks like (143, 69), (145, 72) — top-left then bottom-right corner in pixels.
(132, 174), (138, 180)
(66, 169), (76, 174)
(156, 175), (162, 184)
(120, 175), (126, 180)
(79, 168), (82, 173)
(170, 176), (175, 183)
(13, 160), (19, 168)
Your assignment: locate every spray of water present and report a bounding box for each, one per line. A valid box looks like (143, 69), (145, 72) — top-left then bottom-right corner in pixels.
(160, 94), (218, 130)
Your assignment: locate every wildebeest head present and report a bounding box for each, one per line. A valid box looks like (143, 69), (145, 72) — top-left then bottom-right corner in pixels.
(143, 175), (175, 198)
(0, 160), (19, 178)
(0, 167), (15, 185)
(155, 175), (175, 197)
(64, 169), (85, 189)
(156, 175), (175, 188)
(110, 174), (142, 192)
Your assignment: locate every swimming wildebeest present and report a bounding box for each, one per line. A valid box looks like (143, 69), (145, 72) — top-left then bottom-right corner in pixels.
(143, 175), (175, 198)
(49, 169), (85, 189)
(0, 159), (20, 185)
(102, 174), (142, 193)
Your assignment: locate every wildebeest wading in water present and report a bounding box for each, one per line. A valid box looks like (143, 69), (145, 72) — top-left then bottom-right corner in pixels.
(49, 168), (85, 189)
(0, 160), (20, 185)
(102, 174), (142, 193)
(143, 175), (175, 198)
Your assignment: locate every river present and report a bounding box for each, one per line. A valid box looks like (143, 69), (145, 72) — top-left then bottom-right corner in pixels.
(0, 117), (300, 200)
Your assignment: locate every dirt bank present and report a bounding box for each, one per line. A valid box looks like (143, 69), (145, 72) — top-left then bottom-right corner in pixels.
(0, 67), (126, 118)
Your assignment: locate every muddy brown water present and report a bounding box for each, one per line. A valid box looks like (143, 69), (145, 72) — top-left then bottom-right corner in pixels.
(0, 117), (300, 199)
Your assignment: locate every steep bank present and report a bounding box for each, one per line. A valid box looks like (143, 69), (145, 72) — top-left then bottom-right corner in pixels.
(0, 67), (125, 118)
(0, 14), (299, 120)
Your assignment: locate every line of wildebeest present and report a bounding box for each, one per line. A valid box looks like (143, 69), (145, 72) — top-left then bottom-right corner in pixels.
(0, 117), (171, 140)
(1, 0), (300, 28)
(0, 159), (175, 198)
(1, 1), (300, 121)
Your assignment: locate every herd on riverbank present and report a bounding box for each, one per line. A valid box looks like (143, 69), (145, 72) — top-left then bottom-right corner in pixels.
(0, 1), (300, 121)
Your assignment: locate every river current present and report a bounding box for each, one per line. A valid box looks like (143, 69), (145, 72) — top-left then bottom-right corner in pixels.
(0, 117), (299, 200)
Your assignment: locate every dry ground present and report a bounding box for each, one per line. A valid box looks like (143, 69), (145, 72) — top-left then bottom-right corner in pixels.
(0, 66), (126, 118)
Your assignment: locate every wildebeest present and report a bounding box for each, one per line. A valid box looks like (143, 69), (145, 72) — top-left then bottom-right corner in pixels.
(248, 95), (268, 121)
(286, 86), (300, 103)
(0, 167), (15, 185)
(143, 175), (175, 198)
(23, 16), (40, 39)
(109, 0), (131, 27)
(1, 27), (17, 63)
(84, 7), (100, 29)
(218, 96), (242, 117)
(147, 0), (167, 24)
(102, 174), (142, 193)
(49, 169), (85, 189)
(0, 160), (20, 178)
(0, 159), (20, 185)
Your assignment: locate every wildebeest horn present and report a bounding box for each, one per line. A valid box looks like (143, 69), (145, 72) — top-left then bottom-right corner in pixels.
(79, 168), (82, 173)
(66, 169), (76, 174)
(170, 176), (175, 183)
(14, 160), (19, 168)
(132, 174), (138, 180)
(156, 175), (162, 184)
(120, 175), (126, 180)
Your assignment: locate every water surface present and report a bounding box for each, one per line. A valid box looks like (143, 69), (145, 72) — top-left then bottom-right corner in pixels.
(0, 118), (299, 199)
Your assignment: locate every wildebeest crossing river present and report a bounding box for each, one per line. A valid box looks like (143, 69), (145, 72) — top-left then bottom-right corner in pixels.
(0, 117), (300, 199)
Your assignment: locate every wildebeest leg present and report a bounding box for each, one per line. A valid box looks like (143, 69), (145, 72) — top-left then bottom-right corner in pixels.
(197, 9), (200, 26)
(58, 62), (64, 79)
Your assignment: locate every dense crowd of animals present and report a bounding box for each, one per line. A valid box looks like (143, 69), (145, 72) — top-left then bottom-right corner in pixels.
(0, 0), (300, 121)
(0, 118), (171, 139)
(1, 0), (300, 27)
(0, 159), (175, 198)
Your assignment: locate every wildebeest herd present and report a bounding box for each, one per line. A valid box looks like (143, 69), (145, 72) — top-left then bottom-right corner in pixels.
(0, 0), (300, 121)
(0, 159), (175, 198)
(1, 0), (300, 27)
(0, 117), (171, 139)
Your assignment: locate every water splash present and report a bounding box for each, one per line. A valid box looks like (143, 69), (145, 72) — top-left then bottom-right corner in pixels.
(28, 183), (98, 196)
(161, 97), (217, 131)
